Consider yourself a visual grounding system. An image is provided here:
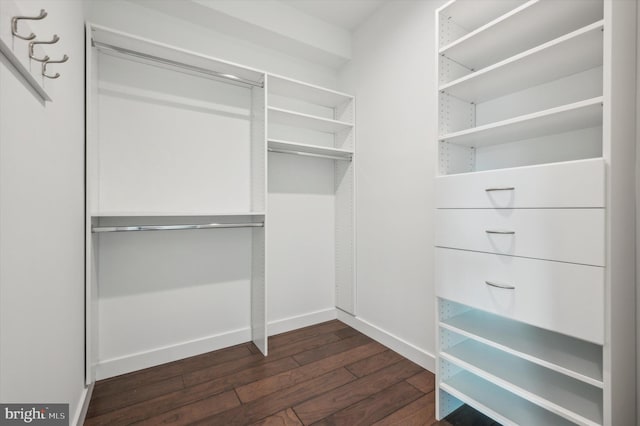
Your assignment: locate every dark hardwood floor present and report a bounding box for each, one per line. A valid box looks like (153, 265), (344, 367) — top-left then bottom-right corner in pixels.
(85, 320), (498, 425)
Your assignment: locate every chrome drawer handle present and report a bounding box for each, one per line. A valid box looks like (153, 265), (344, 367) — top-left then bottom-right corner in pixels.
(485, 230), (515, 235)
(485, 281), (515, 290)
(485, 187), (515, 192)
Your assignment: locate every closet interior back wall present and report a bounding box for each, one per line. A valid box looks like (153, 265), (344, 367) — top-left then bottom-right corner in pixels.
(92, 50), (257, 379)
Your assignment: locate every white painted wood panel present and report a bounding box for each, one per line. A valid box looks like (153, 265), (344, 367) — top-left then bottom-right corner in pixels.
(435, 209), (605, 266)
(96, 53), (252, 215)
(436, 158), (605, 208)
(435, 248), (604, 344)
(97, 228), (252, 370)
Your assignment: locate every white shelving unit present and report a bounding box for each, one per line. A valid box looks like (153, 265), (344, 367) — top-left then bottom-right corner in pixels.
(266, 74), (356, 315)
(85, 25), (357, 385)
(435, 0), (636, 424)
(85, 24), (270, 383)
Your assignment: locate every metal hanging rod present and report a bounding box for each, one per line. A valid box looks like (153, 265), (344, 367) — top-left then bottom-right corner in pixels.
(268, 147), (352, 161)
(92, 222), (264, 233)
(93, 41), (264, 88)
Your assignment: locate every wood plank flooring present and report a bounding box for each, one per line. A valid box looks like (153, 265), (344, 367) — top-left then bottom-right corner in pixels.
(85, 320), (498, 425)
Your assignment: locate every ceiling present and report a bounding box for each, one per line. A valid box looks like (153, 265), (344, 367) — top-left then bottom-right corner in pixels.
(280, 0), (387, 31)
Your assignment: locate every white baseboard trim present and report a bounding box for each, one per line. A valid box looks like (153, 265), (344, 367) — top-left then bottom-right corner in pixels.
(94, 309), (431, 382)
(268, 308), (337, 336)
(96, 327), (251, 380)
(72, 382), (94, 426)
(337, 310), (436, 372)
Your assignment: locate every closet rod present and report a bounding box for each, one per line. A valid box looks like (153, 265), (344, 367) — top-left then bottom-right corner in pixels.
(92, 222), (264, 233)
(268, 147), (352, 161)
(93, 41), (264, 88)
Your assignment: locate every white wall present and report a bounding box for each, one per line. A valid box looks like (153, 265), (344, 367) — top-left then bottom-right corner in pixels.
(0, 0), (87, 423)
(338, 0), (445, 370)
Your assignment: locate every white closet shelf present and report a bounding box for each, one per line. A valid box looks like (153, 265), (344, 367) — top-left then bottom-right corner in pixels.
(268, 139), (352, 160)
(268, 75), (353, 108)
(441, 340), (603, 426)
(440, 0), (603, 72)
(439, 97), (603, 147)
(440, 371), (577, 426)
(92, 212), (265, 218)
(91, 24), (264, 87)
(440, 310), (602, 387)
(438, 0), (528, 42)
(268, 107), (353, 133)
(440, 21), (603, 103)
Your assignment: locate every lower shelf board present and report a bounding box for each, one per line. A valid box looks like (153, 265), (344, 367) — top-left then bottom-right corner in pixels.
(441, 340), (602, 426)
(440, 309), (603, 387)
(440, 371), (579, 426)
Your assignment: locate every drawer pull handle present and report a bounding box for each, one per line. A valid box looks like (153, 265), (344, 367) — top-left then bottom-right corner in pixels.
(485, 230), (515, 235)
(485, 281), (515, 290)
(485, 187), (515, 192)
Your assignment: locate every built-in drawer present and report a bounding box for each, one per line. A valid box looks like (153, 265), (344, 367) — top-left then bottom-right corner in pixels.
(436, 158), (605, 208)
(435, 208), (604, 266)
(435, 248), (604, 344)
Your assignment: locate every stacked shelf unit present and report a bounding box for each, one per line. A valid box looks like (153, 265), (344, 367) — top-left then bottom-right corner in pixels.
(85, 24), (356, 384)
(434, 1), (636, 425)
(266, 74), (356, 314)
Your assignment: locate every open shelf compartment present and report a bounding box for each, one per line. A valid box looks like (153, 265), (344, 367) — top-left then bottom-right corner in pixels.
(268, 107), (353, 134)
(440, 0), (603, 72)
(440, 308), (603, 387)
(438, 0), (528, 48)
(439, 21), (603, 102)
(268, 74), (353, 108)
(441, 337), (603, 425)
(438, 97), (603, 147)
(440, 369), (579, 426)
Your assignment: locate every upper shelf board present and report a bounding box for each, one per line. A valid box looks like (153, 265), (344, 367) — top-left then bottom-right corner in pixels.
(438, 0), (528, 41)
(440, 21), (604, 103)
(268, 107), (353, 134)
(440, 0), (603, 72)
(439, 97), (603, 147)
(268, 75), (353, 108)
(90, 24), (265, 87)
(268, 139), (353, 159)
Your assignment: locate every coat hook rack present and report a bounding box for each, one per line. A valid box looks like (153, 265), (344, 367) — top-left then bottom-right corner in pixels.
(29, 34), (59, 62)
(11, 9), (47, 41)
(42, 54), (68, 79)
